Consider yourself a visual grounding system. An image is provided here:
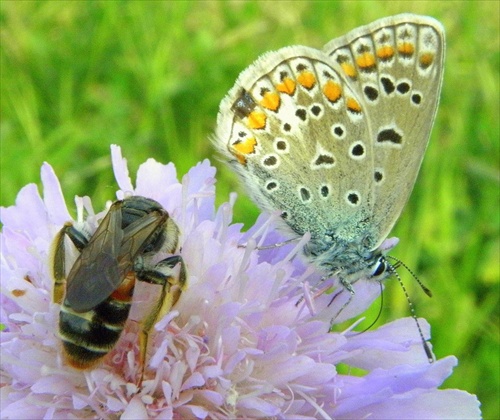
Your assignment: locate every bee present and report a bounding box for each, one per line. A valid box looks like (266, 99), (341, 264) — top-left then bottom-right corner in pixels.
(51, 196), (186, 376)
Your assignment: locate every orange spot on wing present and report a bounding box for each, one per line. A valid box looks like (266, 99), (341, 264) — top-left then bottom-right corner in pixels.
(346, 97), (362, 113)
(236, 155), (247, 165)
(277, 77), (296, 95)
(323, 80), (342, 103)
(12, 289), (26, 297)
(231, 137), (257, 165)
(398, 42), (414, 56)
(419, 52), (435, 68)
(356, 52), (376, 70)
(376, 45), (394, 60)
(297, 71), (316, 89)
(260, 91), (280, 111)
(247, 111), (267, 129)
(232, 137), (257, 155)
(340, 62), (357, 78)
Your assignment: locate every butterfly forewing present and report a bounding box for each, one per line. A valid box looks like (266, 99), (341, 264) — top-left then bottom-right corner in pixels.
(217, 46), (375, 241)
(323, 14), (445, 246)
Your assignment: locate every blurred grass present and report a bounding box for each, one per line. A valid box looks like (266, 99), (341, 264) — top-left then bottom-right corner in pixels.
(1, 1), (498, 417)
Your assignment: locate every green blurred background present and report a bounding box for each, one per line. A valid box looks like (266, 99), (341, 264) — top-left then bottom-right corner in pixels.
(1, 1), (498, 417)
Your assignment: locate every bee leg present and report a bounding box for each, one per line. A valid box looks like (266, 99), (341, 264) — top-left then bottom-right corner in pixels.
(51, 222), (89, 304)
(135, 255), (187, 382)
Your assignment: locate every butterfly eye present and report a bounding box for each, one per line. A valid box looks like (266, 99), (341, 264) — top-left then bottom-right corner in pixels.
(371, 258), (387, 278)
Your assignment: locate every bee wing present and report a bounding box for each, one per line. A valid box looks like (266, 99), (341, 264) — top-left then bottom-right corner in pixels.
(117, 209), (168, 270)
(65, 200), (124, 312)
(65, 204), (168, 313)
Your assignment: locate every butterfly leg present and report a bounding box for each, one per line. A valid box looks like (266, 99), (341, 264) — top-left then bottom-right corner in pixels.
(327, 278), (356, 328)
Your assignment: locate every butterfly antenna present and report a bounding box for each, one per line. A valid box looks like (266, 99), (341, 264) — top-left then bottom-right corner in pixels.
(387, 255), (432, 297)
(387, 262), (434, 363)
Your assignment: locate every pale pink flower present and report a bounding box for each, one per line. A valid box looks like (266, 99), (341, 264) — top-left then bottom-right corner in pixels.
(1, 146), (481, 419)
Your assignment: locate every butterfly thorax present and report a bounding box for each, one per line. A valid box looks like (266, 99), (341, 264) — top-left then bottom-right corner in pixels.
(303, 233), (390, 284)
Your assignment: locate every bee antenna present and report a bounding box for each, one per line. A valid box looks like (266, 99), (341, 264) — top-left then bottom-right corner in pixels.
(386, 260), (435, 363)
(387, 255), (432, 297)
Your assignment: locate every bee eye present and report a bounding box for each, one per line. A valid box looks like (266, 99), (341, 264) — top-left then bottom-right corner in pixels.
(143, 243), (155, 253)
(142, 230), (166, 254)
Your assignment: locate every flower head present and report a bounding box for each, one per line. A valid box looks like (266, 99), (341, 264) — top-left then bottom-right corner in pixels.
(1, 146), (481, 418)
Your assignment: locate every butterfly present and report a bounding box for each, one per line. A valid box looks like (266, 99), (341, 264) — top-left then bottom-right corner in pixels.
(213, 14), (445, 342)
